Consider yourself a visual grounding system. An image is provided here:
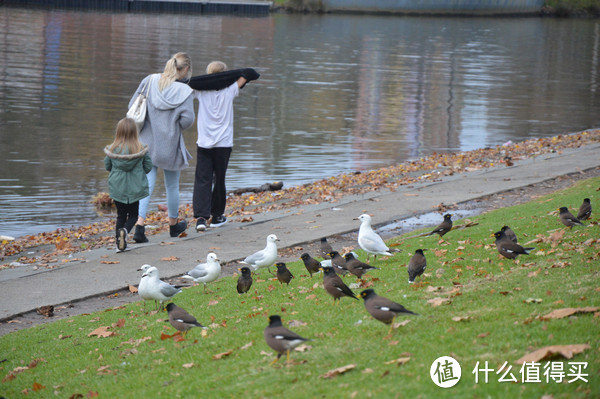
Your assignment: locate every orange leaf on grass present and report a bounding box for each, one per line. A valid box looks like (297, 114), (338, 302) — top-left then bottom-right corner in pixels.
(88, 326), (116, 338)
(213, 350), (233, 360)
(321, 364), (356, 379)
(540, 307), (599, 320)
(516, 344), (591, 364)
(32, 382), (45, 392)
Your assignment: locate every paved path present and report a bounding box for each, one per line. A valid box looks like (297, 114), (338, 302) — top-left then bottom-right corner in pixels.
(1, 143), (599, 321)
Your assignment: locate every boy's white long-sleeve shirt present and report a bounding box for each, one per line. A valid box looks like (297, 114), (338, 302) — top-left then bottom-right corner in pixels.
(194, 82), (239, 148)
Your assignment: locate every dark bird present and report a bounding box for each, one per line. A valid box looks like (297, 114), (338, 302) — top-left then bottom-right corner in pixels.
(343, 252), (379, 279)
(427, 213), (453, 238)
(165, 303), (207, 337)
(559, 206), (584, 228)
(501, 225), (518, 243)
(237, 266), (253, 294)
(359, 289), (418, 335)
(321, 266), (358, 304)
(300, 253), (321, 277)
(275, 262), (294, 285)
(264, 315), (310, 365)
(493, 230), (534, 259)
(577, 198), (592, 221)
(407, 249), (427, 284)
(327, 251), (349, 275)
(320, 237), (333, 258)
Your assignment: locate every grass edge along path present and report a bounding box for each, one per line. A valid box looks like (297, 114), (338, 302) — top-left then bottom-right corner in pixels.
(0, 177), (598, 398)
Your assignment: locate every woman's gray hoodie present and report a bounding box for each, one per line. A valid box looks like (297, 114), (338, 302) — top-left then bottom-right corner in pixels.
(129, 74), (195, 171)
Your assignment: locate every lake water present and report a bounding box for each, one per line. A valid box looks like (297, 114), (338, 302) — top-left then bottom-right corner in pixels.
(0, 7), (599, 237)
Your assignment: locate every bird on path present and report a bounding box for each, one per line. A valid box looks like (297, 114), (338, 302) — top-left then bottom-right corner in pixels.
(359, 288), (418, 335)
(343, 252), (378, 280)
(327, 250), (349, 275)
(237, 267), (253, 294)
(276, 262), (294, 285)
(355, 214), (393, 262)
(320, 237), (333, 258)
(558, 206), (584, 228)
(264, 315), (310, 365)
(138, 266), (181, 310)
(241, 234), (279, 273)
(321, 266), (358, 304)
(181, 252), (221, 293)
(407, 249), (427, 284)
(165, 303), (207, 337)
(300, 253), (321, 277)
(501, 225), (518, 243)
(493, 230), (534, 260)
(427, 213), (453, 238)
(577, 198), (592, 221)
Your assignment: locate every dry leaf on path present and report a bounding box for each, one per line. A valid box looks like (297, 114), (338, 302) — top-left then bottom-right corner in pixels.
(160, 256), (179, 262)
(128, 284), (138, 293)
(100, 261), (120, 264)
(516, 344), (591, 364)
(541, 307), (599, 320)
(321, 364), (356, 379)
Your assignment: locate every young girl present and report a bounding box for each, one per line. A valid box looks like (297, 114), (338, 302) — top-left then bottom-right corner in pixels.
(104, 118), (153, 252)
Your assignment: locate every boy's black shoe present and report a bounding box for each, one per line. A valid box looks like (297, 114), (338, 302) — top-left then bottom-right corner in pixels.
(196, 217), (208, 232)
(211, 215), (227, 228)
(133, 225), (149, 243)
(170, 220), (187, 237)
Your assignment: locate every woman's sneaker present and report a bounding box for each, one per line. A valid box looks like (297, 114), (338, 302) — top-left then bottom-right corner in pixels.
(211, 215), (227, 228)
(133, 225), (149, 243)
(196, 217), (208, 232)
(116, 228), (127, 253)
(170, 220), (187, 237)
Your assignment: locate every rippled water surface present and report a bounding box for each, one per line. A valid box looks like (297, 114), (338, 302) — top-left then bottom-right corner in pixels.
(0, 8), (599, 237)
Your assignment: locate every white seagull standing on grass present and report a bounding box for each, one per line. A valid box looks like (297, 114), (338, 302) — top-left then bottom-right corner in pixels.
(137, 265), (181, 311)
(355, 214), (394, 262)
(181, 252), (221, 293)
(241, 234), (279, 273)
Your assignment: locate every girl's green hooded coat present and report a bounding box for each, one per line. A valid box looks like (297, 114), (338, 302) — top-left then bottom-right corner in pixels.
(104, 145), (153, 204)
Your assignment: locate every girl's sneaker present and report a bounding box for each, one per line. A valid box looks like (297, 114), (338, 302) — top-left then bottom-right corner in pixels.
(116, 228), (127, 253)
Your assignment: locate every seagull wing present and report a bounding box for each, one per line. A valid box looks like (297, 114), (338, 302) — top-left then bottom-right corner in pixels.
(159, 281), (181, 298)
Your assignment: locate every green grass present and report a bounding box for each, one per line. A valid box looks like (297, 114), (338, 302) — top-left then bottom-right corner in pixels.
(1, 178), (599, 398)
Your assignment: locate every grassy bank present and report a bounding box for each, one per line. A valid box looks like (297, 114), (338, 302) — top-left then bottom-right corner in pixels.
(1, 175), (598, 397)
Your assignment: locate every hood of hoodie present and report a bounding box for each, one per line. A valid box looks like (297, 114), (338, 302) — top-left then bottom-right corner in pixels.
(104, 145), (148, 172)
(147, 73), (193, 111)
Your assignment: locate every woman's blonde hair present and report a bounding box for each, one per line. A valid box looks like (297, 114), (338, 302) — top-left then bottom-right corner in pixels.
(206, 61), (228, 74)
(158, 52), (192, 91)
(109, 118), (143, 154)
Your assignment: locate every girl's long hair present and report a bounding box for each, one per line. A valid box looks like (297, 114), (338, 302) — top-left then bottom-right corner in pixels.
(109, 118), (143, 154)
(158, 52), (192, 91)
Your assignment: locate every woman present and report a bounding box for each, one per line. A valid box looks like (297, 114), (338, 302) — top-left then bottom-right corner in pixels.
(129, 52), (195, 242)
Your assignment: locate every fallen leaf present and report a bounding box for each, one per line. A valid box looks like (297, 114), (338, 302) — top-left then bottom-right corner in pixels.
(524, 298), (542, 304)
(393, 320), (411, 328)
(212, 350), (233, 360)
(384, 357), (411, 366)
(100, 261), (120, 264)
(452, 316), (471, 322)
(516, 344), (591, 364)
(88, 326), (116, 338)
(294, 344), (312, 352)
(541, 307), (599, 320)
(240, 341), (253, 350)
(427, 297), (450, 307)
(288, 320), (307, 327)
(182, 363), (195, 368)
(160, 256), (179, 262)
(321, 364), (356, 379)
(128, 285), (138, 293)
(32, 382), (45, 392)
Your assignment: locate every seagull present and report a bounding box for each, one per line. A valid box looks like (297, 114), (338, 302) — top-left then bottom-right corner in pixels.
(241, 234), (279, 273)
(181, 253), (221, 293)
(138, 266), (181, 310)
(355, 214), (393, 262)
(264, 315), (310, 365)
(165, 303), (207, 338)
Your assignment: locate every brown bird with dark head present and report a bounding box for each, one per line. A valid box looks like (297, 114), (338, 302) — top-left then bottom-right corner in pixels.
(165, 303), (207, 338)
(500, 225), (518, 243)
(327, 251), (349, 275)
(407, 249), (427, 284)
(237, 266), (253, 294)
(359, 289), (418, 335)
(321, 266), (358, 304)
(320, 237), (333, 258)
(275, 262), (294, 285)
(577, 198), (592, 221)
(264, 315), (310, 365)
(300, 253), (321, 277)
(559, 206), (584, 228)
(343, 252), (378, 280)
(493, 230), (534, 259)
(427, 214), (453, 238)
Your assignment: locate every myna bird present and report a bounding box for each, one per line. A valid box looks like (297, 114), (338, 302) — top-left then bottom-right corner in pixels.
(427, 213), (453, 238)
(327, 251), (349, 275)
(493, 230), (534, 259)
(264, 315), (310, 365)
(275, 262), (294, 285)
(501, 225), (518, 243)
(355, 214), (393, 262)
(321, 266), (358, 304)
(300, 253), (321, 277)
(407, 249), (427, 284)
(320, 237), (333, 258)
(558, 206), (584, 228)
(343, 252), (379, 279)
(181, 252), (221, 293)
(359, 288), (418, 335)
(165, 303), (207, 337)
(577, 198), (592, 221)
(241, 234), (279, 273)
(237, 266), (253, 294)
(138, 266), (181, 310)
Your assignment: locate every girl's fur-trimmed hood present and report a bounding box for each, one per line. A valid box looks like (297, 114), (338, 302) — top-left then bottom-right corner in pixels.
(104, 145), (149, 160)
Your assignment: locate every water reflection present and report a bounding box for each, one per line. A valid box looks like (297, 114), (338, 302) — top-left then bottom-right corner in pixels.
(0, 9), (598, 237)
